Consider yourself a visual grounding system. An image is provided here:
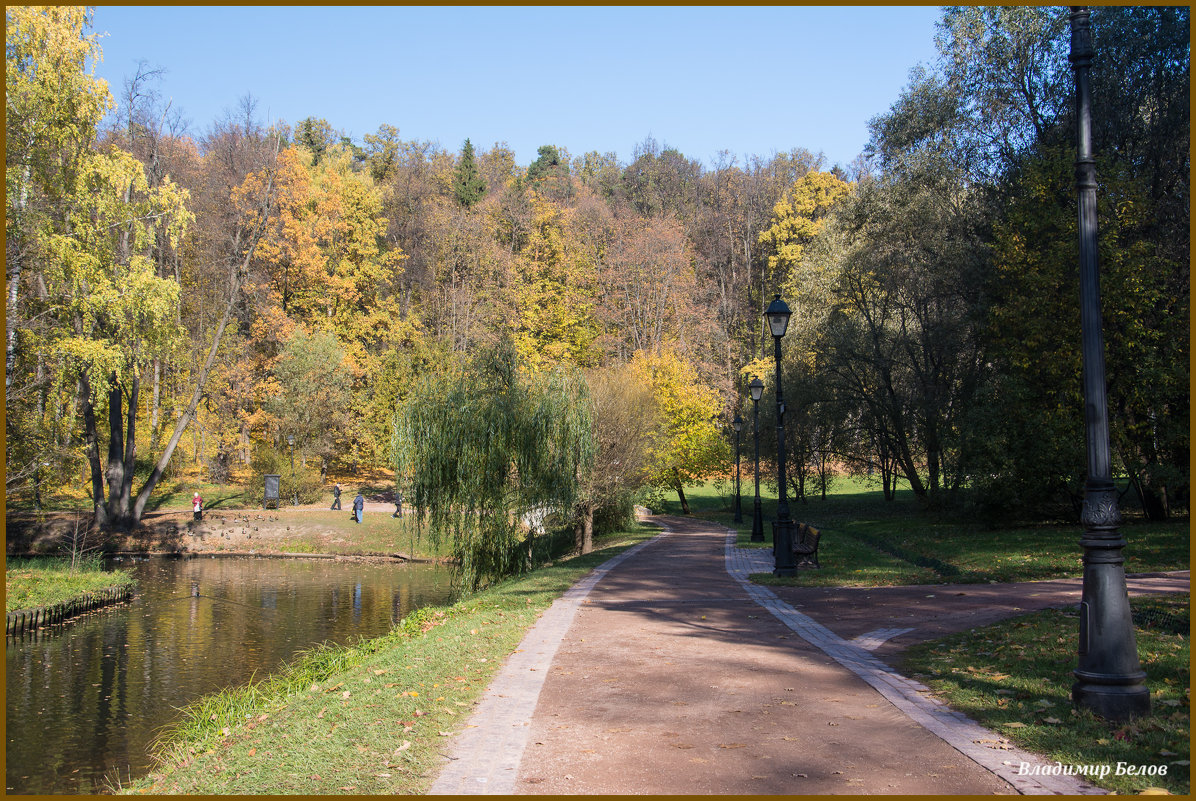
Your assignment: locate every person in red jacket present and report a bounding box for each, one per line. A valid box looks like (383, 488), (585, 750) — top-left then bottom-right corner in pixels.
(192, 491), (203, 521)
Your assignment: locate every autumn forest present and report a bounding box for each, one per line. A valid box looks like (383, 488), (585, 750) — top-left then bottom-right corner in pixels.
(5, 7), (1189, 564)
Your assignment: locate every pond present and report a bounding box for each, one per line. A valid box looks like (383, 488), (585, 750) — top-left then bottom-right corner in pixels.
(5, 555), (454, 794)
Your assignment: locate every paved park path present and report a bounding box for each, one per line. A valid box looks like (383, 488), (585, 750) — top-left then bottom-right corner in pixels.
(430, 516), (1188, 795)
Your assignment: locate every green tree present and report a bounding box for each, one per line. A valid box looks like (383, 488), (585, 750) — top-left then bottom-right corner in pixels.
(268, 329), (353, 477)
(294, 116), (340, 166)
(811, 169), (990, 509)
(392, 344), (593, 590)
(524, 144), (572, 200)
(452, 138), (486, 209)
(6, 6), (110, 500)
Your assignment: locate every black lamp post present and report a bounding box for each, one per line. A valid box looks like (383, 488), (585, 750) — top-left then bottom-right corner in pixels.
(749, 377), (765, 543)
(765, 295), (796, 576)
(732, 414), (744, 523)
(287, 434), (297, 506)
(1068, 6), (1149, 721)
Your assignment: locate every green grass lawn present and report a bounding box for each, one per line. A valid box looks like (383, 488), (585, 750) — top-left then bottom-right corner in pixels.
(15, 470), (396, 515)
(901, 594), (1190, 795)
(5, 556), (137, 613)
(660, 479), (1189, 586)
(122, 523), (661, 795)
(194, 508), (451, 561)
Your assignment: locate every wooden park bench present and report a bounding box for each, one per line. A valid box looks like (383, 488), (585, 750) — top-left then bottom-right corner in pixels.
(792, 523), (822, 569)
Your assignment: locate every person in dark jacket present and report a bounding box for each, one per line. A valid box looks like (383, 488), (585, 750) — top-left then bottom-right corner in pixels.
(331, 483), (342, 510)
(353, 491), (365, 524)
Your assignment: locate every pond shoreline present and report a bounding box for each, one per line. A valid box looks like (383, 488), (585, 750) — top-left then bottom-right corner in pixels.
(5, 584), (135, 636)
(6, 508), (451, 565)
(6, 550), (457, 794)
(6, 548), (444, 564)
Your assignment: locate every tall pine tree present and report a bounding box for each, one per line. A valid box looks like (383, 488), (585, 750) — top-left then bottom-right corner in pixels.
(453, 138), (486, 208)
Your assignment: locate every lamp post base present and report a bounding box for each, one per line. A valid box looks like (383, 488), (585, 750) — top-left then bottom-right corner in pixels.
(1071, 541), (1151, 721)
(750, 500), (764, 543)
(773, 519), (797, 576)
(1072, 676), (1150, 721)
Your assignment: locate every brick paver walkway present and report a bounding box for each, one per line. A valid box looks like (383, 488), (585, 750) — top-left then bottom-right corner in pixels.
(431, 516), (1184, 795)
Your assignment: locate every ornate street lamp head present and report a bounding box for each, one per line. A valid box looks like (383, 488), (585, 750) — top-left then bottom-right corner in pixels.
(764, 294), (792, 338)
(287, 434), (295, 447)
(732, 414), (743, 432)
(748, 377), (764, 402)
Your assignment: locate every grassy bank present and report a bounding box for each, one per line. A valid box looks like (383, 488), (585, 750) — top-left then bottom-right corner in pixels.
(9, 466), (398, 515)
(122, 523), (659, 795)
(5, 555), (137, 613)
(661, 479), (1189, 586)
(901, 594), (1190, 795)
(189, 508), (451, 560)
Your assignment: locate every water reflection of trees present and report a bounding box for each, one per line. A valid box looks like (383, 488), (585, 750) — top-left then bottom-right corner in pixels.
(6, 557), (449, 794)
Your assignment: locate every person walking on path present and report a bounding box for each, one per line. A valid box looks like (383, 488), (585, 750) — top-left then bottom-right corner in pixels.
(353, 491), (364, 524)
(331, 482), (342, 510)
(191, 491), (203, 521)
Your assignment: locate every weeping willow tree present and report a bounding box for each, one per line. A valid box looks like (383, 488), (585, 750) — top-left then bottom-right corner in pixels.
(391, 344), (593, 590)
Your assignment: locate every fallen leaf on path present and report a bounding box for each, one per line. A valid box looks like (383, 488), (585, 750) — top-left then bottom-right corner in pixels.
(394, 741), (411, 753)
(719, 743), (748, 749)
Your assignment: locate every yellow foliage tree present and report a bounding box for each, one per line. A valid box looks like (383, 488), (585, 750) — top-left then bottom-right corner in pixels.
(628, 348), (727, 514)
(509, 194), (599, 370)
(757, 170), (853, 364)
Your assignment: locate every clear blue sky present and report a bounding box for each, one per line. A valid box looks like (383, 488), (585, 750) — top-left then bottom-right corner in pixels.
(89, 5), (945, 170)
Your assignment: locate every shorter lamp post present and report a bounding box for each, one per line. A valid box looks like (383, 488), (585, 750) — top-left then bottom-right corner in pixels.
(749, 378), (765, 543)
(287, 434), (297, 506)
(765, 295), (797, 576)
(732, 414), (744, 523)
